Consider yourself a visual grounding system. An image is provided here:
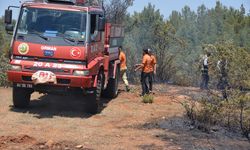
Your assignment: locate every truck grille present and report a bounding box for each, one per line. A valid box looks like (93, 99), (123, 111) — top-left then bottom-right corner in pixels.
(14, 55), (86, 65)
(23, 66), (70, 74)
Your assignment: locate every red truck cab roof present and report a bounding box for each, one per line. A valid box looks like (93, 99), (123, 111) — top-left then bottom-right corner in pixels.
(22, 1), (103, 13)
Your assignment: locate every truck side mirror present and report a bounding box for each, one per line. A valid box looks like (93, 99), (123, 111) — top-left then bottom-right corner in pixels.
(5, 24), (14, 32)
(98, 17), (105, 31)
(5, 9), (12, 24)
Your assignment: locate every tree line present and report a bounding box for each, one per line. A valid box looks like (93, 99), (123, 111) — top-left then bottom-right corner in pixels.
(122, 1), (250, 88)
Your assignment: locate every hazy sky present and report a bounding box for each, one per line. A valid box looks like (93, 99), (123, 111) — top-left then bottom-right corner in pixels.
(0, 0), (249, 19)
(128, 0), (250, 18)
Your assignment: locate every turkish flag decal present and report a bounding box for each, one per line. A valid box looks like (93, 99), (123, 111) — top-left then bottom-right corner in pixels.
(70, 48), (81, 58)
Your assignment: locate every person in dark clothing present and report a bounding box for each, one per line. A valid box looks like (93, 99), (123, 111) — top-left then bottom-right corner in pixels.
(200, 52), (211, 90)
(140, 71), (151, 95)
(217, 58), (229, 99)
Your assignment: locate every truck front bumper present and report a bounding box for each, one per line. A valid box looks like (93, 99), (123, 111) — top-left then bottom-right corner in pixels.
(7, 71), (93, 88)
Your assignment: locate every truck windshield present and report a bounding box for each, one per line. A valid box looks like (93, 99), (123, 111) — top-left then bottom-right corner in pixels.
(16, 7), (86, 45)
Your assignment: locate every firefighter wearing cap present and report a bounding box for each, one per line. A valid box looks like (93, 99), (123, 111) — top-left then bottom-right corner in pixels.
(119, 46), (130, 92)
(135, 49), (154, 96)
(148, 49), (157, 92)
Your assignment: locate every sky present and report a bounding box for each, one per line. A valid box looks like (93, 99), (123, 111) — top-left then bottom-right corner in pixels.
(128, 0), (250, 18)
(0, 0), (249, 19)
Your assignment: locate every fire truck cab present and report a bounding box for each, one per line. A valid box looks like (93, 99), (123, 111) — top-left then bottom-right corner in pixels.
(4, 0), (122, 114)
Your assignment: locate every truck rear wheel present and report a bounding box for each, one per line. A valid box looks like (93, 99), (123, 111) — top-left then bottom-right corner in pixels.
(103, 65), (120, 98)
(13, 87), (33, 108)
(85, 72), (104, 114)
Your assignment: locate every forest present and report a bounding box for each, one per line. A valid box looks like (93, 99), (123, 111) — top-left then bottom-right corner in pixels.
(122, 2), (250, 87)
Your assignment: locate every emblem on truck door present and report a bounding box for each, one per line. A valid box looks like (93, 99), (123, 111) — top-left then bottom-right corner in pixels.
(70, 48), (81, 58)
(18, 43), (29, 55)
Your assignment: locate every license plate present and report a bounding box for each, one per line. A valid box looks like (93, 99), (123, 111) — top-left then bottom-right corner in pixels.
(16, 83), (33, 88)
(31, 71), (57, 85)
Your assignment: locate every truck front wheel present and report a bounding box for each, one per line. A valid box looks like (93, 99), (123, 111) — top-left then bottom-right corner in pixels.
(103, 65), (120, 98)
(13, 87), (33, 108)
(85, 72), (104, 114)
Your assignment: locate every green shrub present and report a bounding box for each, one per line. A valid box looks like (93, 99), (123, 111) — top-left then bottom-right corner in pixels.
(182, 41), (250, 138)
(206, 41), (250, 89)
(182, 90), (250, 139)
(0, 54), (10, 87)
(142, 94), (154, 103)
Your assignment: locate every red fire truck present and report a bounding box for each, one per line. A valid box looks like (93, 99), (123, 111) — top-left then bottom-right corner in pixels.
(4, 0), (123, 113)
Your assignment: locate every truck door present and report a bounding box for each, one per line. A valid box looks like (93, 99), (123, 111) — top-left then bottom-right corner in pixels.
(88, 13), (104, 62)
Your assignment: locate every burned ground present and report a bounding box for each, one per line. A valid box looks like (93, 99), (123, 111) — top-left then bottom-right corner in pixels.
(0, 85), (249, 150)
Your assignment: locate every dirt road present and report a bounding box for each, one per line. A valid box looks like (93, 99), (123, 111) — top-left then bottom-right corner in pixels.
(0, 85), (249, 150)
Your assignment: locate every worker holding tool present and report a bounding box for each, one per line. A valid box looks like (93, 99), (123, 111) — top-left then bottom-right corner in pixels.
(135, 48), (154, 96)
(148, 48), (157, 92)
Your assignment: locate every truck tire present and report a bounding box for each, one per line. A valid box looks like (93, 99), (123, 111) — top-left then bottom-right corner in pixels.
(103, 65), (120, 98)
(85, 71), (104, 114)
(13, 87), (33, 108)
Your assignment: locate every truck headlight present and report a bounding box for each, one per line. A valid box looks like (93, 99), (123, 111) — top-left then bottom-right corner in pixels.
(11, 65), (22, 71)
(73, 70), (89, 76)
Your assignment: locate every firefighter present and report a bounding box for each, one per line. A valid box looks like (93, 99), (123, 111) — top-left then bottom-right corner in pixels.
(148, 48), (157, 92)
(119, 46), (130, 92)
(217, 58), (229, 99)
(135, 49), (154, 96)
(200, 51), (211, 90)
